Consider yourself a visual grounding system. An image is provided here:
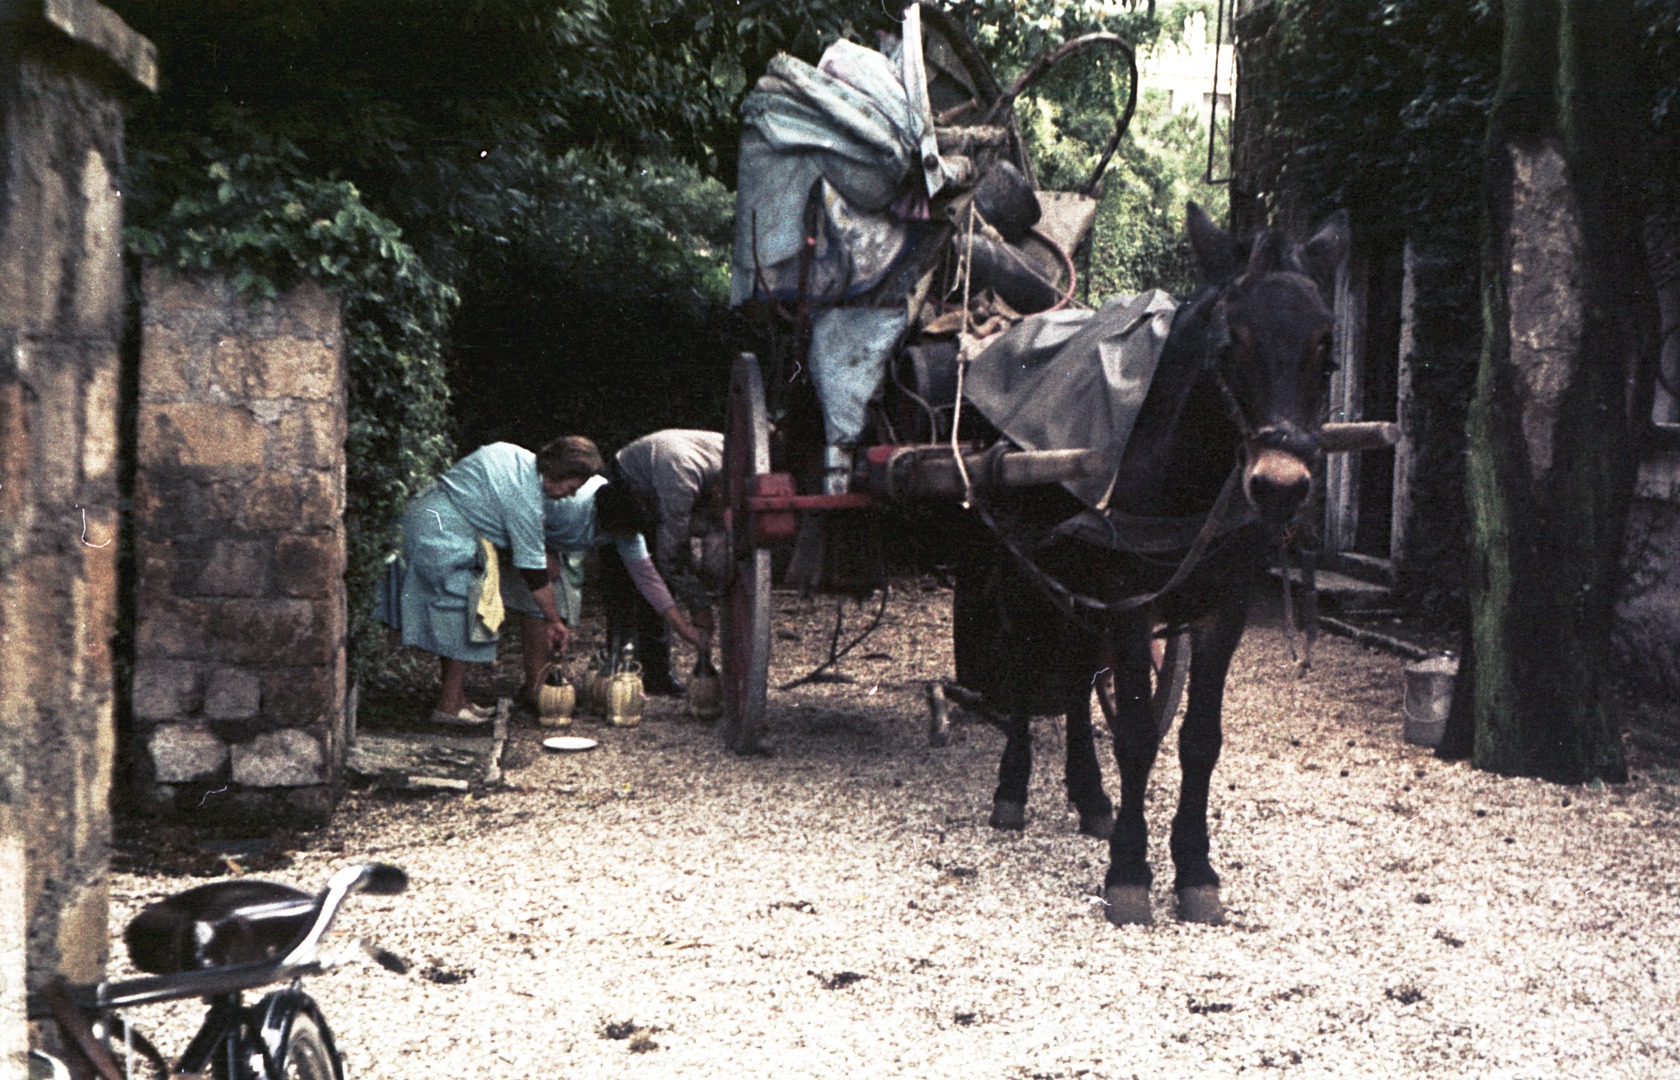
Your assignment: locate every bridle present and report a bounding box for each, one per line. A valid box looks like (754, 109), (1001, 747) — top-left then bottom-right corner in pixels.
(1203, 287), (1325, 477)
(1201, 284), (1333, 672)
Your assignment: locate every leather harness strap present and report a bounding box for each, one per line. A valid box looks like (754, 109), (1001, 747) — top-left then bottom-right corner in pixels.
(971, 463), (1245, 628)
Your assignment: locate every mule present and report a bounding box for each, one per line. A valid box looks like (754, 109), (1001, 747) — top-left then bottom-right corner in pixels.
(949, 202), (1348, 926)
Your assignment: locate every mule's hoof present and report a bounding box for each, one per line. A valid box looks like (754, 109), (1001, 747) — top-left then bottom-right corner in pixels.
(1175, 885), (1225, 925)
(1077, 809), (1114, 840)
(989, 800), (1026, 831)
(1103, 885), (1153, 927)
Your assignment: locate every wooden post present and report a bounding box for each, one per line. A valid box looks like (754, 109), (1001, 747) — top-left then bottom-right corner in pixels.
(1324, 249), (1369, 552)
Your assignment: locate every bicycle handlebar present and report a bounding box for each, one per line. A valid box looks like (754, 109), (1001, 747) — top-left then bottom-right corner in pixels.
(30, 862), (407, 1016)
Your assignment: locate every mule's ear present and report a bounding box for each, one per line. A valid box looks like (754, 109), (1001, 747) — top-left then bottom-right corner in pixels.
(1299, 209), (1350, 294)
(1186, 201), (1238, 283)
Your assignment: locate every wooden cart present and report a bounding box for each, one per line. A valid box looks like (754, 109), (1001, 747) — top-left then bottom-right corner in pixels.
(715, 6), (1395, 753)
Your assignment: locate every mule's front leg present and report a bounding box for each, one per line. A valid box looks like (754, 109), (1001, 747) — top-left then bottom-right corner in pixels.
(1101, 625), (1160, 925)
(1169, 601), (1246, 925)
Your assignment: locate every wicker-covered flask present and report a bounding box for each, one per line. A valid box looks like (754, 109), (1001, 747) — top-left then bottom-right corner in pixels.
(686, 652), (723, 722)
(535, 663), (575, 727)
(605, 641), (644, 727)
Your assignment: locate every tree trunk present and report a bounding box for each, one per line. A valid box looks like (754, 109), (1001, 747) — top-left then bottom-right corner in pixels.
(1451, 1), (1653, 782)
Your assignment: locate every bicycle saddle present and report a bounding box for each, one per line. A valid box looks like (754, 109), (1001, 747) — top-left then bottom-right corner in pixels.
(124, 880), (316, 975)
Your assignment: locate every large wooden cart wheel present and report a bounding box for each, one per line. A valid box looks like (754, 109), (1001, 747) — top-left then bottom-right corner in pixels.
(1150, 629), (1190, 737)
(1092, 628), (1191, 739)
(720, 354), (774, 754)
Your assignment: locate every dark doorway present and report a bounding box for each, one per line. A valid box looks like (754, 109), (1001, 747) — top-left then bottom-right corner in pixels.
(1354, 241), (1402, 559)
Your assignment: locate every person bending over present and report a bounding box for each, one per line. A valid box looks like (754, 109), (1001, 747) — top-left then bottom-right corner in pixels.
(375, 436), (602, 725)
(605, 429), (723, 694)
(525, 475), (708, 707)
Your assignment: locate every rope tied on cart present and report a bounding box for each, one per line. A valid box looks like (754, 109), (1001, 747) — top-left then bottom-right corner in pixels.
(951, 201), (981, 508)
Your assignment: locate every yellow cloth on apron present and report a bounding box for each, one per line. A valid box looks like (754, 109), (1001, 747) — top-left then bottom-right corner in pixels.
(472, 537), (505, 639)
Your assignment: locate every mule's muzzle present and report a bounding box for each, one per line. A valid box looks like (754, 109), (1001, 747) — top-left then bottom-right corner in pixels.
(1244, 427), (1318, 525)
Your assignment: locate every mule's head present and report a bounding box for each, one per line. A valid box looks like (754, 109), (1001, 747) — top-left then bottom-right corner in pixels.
(1185, 202), (1349, 527)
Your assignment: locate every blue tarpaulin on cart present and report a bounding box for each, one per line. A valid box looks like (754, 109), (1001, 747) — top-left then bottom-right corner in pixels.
(731, 35), (952, 308)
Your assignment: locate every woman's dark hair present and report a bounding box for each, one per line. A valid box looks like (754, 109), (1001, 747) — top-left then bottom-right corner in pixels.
(593, 481), (649, 537)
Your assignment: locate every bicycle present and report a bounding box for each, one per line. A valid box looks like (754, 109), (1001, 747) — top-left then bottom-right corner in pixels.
(27, 862), (407, 1080)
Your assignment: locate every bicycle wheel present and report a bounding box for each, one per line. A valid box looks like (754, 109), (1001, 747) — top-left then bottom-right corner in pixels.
(278, 1012), (341, 1080)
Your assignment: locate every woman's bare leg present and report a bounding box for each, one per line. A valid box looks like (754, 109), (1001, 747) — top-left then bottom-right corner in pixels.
(520, 615), (549, 703)
(436, 655), (472, 715)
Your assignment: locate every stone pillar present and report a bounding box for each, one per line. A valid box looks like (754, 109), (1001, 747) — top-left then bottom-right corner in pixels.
(0, 0), (155, 1070)
(131, 270), (348, 827)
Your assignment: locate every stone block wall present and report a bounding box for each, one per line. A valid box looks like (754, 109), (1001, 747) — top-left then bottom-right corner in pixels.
(0, 0), (155, 1061)
(131, 270), (348, 827)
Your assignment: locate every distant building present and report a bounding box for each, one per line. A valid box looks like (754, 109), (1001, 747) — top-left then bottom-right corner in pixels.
(1138, 9), (1235, 122)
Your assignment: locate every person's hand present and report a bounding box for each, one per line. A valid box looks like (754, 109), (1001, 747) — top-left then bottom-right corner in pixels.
(666, 607), (705, 650)
(692, 607), (715, 651)
(545, 618), (570, 658)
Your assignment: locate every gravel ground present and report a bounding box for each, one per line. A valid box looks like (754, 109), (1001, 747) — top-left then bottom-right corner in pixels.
(110, 580), (1680, 1079)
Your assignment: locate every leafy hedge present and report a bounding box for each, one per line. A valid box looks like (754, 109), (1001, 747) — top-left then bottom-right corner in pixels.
(126, 147), (458, 683)
(1256, 1), (1501, 243)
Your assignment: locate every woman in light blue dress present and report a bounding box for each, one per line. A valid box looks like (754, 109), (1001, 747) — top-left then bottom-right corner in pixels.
(376, 436), (603, 724)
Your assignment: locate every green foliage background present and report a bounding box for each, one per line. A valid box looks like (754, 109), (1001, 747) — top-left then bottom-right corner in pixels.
(961, 0), (1230, 300)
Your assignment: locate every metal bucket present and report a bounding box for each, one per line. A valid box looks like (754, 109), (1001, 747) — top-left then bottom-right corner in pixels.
(1403, 656), (1457, 747)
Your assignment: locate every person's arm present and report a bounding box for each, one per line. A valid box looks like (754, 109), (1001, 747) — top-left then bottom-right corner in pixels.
(653, 505), (710, 615)
(622, 553), (707, 649)
(520, 567), (570, 657)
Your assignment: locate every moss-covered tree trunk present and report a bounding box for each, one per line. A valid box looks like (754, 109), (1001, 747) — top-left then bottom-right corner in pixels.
(1451, 2), (1653, 782)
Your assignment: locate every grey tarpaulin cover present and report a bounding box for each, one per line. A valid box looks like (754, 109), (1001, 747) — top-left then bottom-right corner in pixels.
(809, 307), (911, 446)
(962, 289), (1178, 509)
(731, 39), (938, 307)
(730, 13), (954, 458)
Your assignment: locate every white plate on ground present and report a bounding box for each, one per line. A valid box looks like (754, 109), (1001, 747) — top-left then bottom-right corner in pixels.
(542, 736), (598, 753)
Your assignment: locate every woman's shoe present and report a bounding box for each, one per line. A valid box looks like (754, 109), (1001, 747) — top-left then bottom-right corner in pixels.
(430, 707), (492, 728)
